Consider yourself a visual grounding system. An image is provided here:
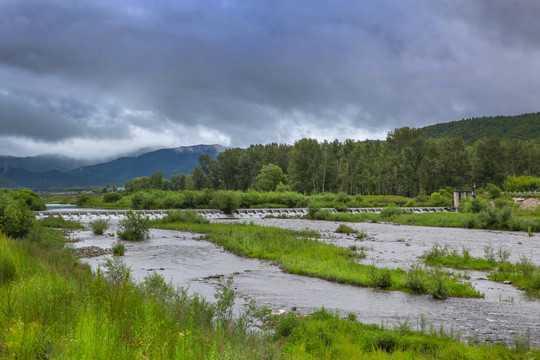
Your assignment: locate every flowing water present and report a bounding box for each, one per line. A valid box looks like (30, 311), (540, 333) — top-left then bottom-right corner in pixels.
(70, 214), (540, 347)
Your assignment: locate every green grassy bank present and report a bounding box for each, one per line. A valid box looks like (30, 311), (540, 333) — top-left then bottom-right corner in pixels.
(2, 234), (538, 359)
(422, 244), (540, 296)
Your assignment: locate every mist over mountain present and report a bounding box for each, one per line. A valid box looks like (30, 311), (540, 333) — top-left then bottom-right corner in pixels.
(0, 144), (226, 190)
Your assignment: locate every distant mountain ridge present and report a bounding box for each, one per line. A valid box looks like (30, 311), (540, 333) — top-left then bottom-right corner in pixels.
(0, 144), (226, 190)
(420, 112), (540, 144)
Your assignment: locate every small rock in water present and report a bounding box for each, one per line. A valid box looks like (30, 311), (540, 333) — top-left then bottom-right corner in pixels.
(273, 309), (286, 315)
(503, 280), (512, 284)
(233, 271), (240, 275)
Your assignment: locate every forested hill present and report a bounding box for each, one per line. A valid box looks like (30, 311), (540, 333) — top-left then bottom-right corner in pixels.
(421, 112), (540, 144)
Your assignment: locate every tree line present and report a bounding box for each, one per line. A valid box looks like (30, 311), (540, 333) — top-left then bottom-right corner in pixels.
(125, 127), (540, 197)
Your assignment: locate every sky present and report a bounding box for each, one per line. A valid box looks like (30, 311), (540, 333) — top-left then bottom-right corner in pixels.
(1, 0), (540, 160)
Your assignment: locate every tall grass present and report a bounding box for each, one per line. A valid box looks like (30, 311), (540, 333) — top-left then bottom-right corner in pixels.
(421, 244), (540, 296)
(0, 234), (537, 358)
(157, 222), (480, 299)
(0, 234), (280, 359)
(39, 216), (85, 229)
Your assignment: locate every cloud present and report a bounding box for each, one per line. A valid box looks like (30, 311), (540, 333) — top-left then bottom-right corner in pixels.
(0, 0), (539, 158)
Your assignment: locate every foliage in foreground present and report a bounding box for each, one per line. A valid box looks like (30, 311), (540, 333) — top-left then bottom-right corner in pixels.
(0, 234), (279, 359)
(157, 221), (480, 299)
(1, 234), (537, 359)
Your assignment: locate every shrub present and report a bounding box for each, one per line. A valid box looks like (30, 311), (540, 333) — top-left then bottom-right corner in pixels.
(369, 266), (392, 288)
(103, 192), (122, 203)
(0, 194), (35, 238)
(380, 206), (403, 219)
(90, 219), (109, 235)
(103, 256), (131, 285)
(12, 189), (46, 211)
(210, 191), (240, 214)
(112, 243), (125, 256)
(427, 268), (449, 299)
(117, 211), (150, 241)
(406, 263), (427, 293)
(336, 224), (356, 234)
(486, 183), (502, 199)
(335, 192), (352, 203)
(75, 193), (90, 206)
(139, 272), (177, 302)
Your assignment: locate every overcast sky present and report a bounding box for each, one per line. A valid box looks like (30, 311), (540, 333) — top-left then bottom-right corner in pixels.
(1, 0), (540, 159)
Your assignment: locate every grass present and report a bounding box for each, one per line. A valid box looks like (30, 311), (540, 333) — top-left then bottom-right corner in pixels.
(155, 220), (480, 299)
(0, 226), (538, 357)
(38, 216), (85, 229)
(308, 208), (540, 233)
(421, 244), (540, 296)
(0, 233), (280, 359)
(273, 308), (537, 359)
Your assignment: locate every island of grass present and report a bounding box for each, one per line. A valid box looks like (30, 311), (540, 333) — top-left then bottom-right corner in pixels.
(154, 211), (480, 299)
(422, 244), (540, 296)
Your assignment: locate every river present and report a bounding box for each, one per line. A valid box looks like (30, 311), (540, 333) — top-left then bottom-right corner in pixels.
(68, 213), (540, 347)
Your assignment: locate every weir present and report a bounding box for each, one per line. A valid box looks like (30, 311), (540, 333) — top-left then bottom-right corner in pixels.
(36, 207), (453, 220)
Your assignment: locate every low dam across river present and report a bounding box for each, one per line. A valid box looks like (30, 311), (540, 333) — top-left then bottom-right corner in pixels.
(36, 206), (453, 220)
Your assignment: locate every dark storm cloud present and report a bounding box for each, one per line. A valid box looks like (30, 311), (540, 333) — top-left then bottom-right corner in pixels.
(1, 0), (539, 157)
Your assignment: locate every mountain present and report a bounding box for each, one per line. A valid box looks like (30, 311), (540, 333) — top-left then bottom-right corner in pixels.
(420, 112), (540, 145)
(0, 154), (94, 173)
(0, 144), (226, 190)
(0, 168), (96, 190)
(68, 144), (226, 183)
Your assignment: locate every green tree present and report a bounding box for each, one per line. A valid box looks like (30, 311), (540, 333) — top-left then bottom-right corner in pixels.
(473, 137), (506, 186)
(254, 164), (287, 191)
(170, 174), (186, 191)
(151, 170), (164, 190)
(192, 167), (207, 190)
(386, 127), (427, 196)
(289, 139), (322, 194)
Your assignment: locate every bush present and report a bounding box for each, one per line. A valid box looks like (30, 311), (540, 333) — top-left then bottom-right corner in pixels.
(406, 263), (427, 293)
(336, 224), (356, 234)
(112, 243), (125, 256)
(210, 191), (239, 214)
(0, 193), (35, 238)
(12, 189), (46, 211)
(380, 206), (403, 219)
(90, 219), (109, 235)
(139, 272), (177, 302)
(427, 268), (449, 299)
(370, 267), (392, 288)
(486, 183), (502, 199)
(103, 192), (122, 203)
(75, 193), (90, 207)
(103, 256), (131, 285)
(117, 211), (150, 241)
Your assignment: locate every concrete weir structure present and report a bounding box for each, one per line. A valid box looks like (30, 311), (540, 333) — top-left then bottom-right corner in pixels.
(36, 207), (453, 220)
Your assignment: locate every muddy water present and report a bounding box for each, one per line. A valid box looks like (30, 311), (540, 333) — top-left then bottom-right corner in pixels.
(73, 217), (540, 347)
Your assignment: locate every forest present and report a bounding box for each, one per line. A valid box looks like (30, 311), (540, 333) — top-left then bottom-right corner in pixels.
(124, 127), (540, 197)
